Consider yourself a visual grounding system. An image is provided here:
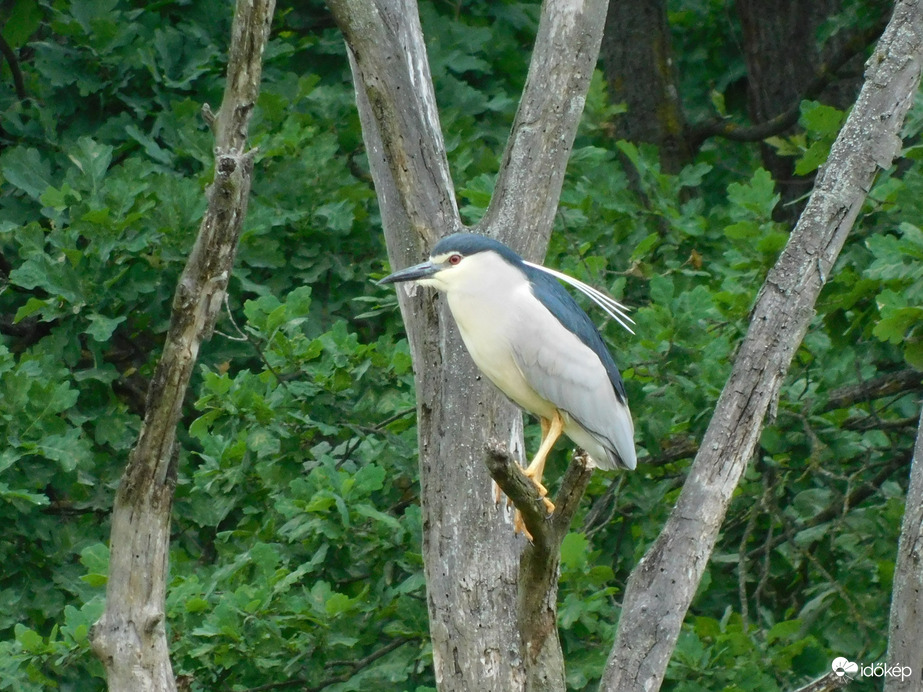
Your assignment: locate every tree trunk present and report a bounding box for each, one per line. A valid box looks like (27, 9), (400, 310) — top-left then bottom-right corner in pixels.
(736, 0), (861, 215)
(329, 0), (609, 689)
(885, 408), (923, 691)
(600, 1), (923, 689)
(486, 448), (595, 691)
(599, 0), (689, 171)
(327, 2), (524, 688)
(88, 1), (275, 689)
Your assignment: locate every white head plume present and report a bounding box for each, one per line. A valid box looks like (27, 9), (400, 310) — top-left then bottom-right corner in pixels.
(523, 261), (635, 335)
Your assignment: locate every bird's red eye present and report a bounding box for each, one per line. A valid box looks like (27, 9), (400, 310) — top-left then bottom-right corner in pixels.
(448, 254), (462, 265)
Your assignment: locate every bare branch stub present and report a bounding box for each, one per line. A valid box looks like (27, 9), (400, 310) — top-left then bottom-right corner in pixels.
(485, 441), (554, 546)
(485, 442), (595, 550)
(550, 450), (594, 534)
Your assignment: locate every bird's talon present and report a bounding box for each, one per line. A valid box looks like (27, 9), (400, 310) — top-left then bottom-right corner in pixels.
(513, 511), (533, 541)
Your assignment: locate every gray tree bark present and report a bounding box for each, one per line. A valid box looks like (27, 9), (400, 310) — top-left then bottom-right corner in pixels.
(327, 0), (608, 689)
(885, 408), (923, 691)
(88, 1), (275, 689)
(600, 1), (923, 690)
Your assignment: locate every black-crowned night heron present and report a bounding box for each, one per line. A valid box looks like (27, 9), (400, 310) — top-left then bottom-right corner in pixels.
(380, 233), (636, 521)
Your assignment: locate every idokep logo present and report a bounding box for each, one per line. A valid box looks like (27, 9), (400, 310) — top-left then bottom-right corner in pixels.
(831, 657), (858, 677)
(831, 656), (913, 681)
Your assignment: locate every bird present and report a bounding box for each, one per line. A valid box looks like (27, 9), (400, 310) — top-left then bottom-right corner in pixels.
(379, 232), (636, 524)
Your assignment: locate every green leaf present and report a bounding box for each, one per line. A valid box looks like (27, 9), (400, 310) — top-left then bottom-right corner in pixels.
(185, 597), (210, 613)
(80, 543), (110, 574)
(63, 601), (104, 644)
(249, 542), (281, 577)
(867, 226), (923, 280)
(2, 147), (54, 199)
(2, 0), (43, 47)
(560, 532), (588, 570)
(650, 274), (674, 307)
(792, 488), (833, 519)
(85, 313), (126, 341)
(40, 182), (82, 210)
(244, 294), (283, 326)
(0, 482), (50, 509)
(125, 124), (174, 166)
(247, 428), (280, 458)
(284, 285), (313, 316)
(203, 370), (233, 396)
(724, 221), (759, 240)
(709, 89), (726, 116)
(70, 0), (120, 30)
(189, 409), (221, 440)
(904, 340), (923, 369)
(81, 572), (108, 587)
(631, 232), (660, 259)
(306, 493), (337, 513)
(14, 625), (45, 653)
(9, 256), (84, 304)
(324, 592), (354, 617)
(351, 463), (386, 494)
(727, 168), (779, 217)
(38, 429), (89, 471)
(800, 101), (845, 137)
(767, 619), (802, 644)
(314, 200), (355, 234)
(355, 504), (402, 532)
(13, 296), (51, 323)
(68, 137), (113, 189)
(873, 290), (923, 344)
(795, 140), (832, 176)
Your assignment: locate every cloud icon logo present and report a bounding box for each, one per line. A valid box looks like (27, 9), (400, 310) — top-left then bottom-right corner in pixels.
(831, 657), (859, 677)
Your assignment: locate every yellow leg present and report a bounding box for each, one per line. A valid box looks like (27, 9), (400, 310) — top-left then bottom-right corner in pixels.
(493, 413), (562, 507)
(511, 411), (565, 537)
(523, 412), (564, 502)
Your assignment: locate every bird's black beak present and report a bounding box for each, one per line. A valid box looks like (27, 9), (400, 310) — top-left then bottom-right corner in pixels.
(378, 260), (439, 285)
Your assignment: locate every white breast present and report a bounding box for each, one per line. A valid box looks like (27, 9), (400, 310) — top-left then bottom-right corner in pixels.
(442, 254), (558, 420)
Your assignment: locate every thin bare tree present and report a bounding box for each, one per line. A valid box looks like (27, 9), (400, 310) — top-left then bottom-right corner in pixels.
(885, 409), (923, 691)
(89, 1), (276, 689)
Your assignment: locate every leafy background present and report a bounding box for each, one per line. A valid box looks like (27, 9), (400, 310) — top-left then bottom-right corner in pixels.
(0, 0), (920, 690)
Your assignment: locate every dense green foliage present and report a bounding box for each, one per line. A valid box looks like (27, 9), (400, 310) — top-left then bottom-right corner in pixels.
(0, 0), (920, 690)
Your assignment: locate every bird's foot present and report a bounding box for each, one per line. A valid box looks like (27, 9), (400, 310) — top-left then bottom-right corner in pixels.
(512, 474), (555, 541)
(522, 468), (555, 513)
(513, 510), (531, 539)
(493, 476), (555, 513)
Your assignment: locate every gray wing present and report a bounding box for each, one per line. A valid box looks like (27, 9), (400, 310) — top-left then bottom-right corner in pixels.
(509, 298), (636, 470)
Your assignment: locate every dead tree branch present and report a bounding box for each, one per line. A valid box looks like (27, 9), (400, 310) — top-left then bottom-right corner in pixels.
(823, 368), (923, 411)
(601, 2), (923, 689)
(689, 17), (889, 148)
(88, 1), (275, 690)
(0, 32), (26, 101)
(884, 408), (923, 691)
